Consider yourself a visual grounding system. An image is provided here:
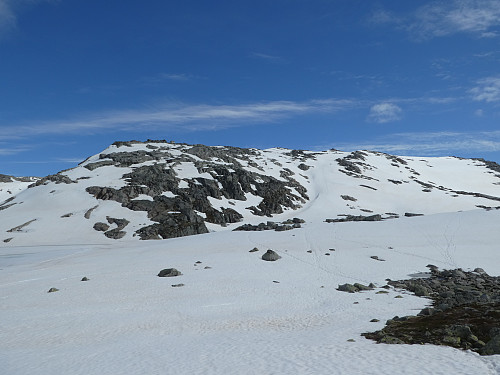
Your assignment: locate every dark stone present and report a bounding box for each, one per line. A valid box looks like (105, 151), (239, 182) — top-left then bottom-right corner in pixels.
(84, 205), (98, 219)
(404, 212), (424, 217)
(262, 249), (281, 261)
(337, 283), (374, 293)
(341, 195), (357, 201)
(158, 268), (182, 277)
(93, 222), (110, 232)
(104, 229), (126, 239)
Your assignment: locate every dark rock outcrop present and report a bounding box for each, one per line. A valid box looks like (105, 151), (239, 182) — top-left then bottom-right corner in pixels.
(29, 174), (76, 187)
(337, 283), (375, 293)
(86, 144), (309, 239)
(325, 214), (382, 223)
(363, 267), (500, 355)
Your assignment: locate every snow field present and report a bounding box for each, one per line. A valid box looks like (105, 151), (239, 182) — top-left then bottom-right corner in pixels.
(1, 209), (500, 374)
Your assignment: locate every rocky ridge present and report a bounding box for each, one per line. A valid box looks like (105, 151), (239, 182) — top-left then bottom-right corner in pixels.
(2, 139), (500, 244)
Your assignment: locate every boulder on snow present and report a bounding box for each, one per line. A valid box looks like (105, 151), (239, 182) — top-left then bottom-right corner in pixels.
(93, 222), (110, 232)
(158, 268), (183, 277)
(262, 249), (281, 261)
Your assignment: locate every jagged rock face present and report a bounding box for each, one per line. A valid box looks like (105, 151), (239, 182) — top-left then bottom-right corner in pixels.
(84, 142), (308, 239)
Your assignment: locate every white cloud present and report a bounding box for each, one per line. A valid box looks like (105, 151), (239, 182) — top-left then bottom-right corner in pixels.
(0, 99), (354, 140)
(409, 0), (500, 40)
(320, 130), (500, 156)
(0, 145), (31, 155)
(470, 76), (500, 102)
(367, 103), (402, 123)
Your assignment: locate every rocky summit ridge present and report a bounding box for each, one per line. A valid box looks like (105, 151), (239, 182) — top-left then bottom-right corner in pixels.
(1, 140), (500, 245)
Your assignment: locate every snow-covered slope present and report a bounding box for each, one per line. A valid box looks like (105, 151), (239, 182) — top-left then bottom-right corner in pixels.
(1, 140), (499, 246)
(0, 174), (38, 204)
(1, 141), (500, 374)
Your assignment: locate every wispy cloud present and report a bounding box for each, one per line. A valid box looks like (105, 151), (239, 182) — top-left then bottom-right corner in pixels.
(470, 76), (500, 102)
(158, 73), (191, 81)
(0, 144), (31, 155)
(0, 0), (16, 35)
(410, 0), (500, 40)
(367, 103), (403, 123)
(0, 0), (57, 38)
(373, 1), (500, 41)
(250, 52), (284, 63)
(320, 130), (500, 156)
(139, 72), (200, 86)
(369, 9), (403, 26)
(0, 99), (355, 140)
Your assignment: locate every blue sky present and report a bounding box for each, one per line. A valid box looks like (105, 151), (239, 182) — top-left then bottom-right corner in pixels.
(2, 0), (500, 176)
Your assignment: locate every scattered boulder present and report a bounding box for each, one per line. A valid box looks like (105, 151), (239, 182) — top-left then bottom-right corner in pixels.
(249, 247), (259, 252)
(235, 219), (304, 232)
(104, 229), (126, 239)
(325, 214), (382, 223)
(337, 283), (375, 293)
(158, 268), (183, 277)
(84, 205), (98, 219)
(81, 277), (89, 281)
(47, 287), (59, 293)
(262, 250), (281, 261)
(158, 268), (182, 277)
(93, 222), (110, 232)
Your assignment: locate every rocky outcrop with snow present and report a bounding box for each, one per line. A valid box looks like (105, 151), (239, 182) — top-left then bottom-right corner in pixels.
(1, 140), (499, 245)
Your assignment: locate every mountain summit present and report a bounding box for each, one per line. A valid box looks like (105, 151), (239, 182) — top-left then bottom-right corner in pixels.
(1, 140), (499, 245)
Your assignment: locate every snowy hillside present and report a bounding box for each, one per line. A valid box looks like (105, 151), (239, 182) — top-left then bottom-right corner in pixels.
(1, 140), (499, 246)
(1, 141), (500, 374)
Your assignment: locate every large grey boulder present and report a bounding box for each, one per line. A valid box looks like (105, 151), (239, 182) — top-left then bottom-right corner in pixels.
(262, 250), (281, 261)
